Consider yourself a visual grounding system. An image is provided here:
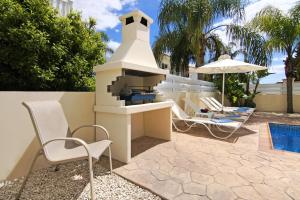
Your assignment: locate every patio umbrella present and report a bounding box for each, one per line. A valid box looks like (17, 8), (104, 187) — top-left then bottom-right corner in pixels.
(192, 54), (267, 111)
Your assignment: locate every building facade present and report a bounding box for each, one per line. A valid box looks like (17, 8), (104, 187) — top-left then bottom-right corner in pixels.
(49, 0), (73, 16)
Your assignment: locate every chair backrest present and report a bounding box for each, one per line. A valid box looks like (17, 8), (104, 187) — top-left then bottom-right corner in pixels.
(171, 102), (190, 120)
(207, 97), (223, 109)
(199, 97), (219, 111)
(23, 101), (70, 159)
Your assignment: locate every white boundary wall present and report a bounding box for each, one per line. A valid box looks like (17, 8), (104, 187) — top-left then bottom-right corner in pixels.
(250, 82), (300, 95)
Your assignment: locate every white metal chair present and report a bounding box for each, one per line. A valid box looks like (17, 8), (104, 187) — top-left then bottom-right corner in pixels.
(17, 101), (112, 200)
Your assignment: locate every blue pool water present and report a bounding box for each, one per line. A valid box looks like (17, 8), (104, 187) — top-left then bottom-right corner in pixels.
(269, 123), (300, 153)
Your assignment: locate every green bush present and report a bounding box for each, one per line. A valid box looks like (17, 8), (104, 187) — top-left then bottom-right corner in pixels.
(0, 0), (106, 91)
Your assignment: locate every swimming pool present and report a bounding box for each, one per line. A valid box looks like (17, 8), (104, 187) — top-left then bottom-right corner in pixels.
(269, 123), (300, 153)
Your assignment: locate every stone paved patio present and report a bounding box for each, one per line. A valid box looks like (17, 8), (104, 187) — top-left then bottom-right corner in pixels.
(114, 113), (300, 200)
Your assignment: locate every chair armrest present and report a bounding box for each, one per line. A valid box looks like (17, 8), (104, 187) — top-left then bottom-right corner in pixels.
(71, 125), (110, 140)
(43, 137), (91, 158)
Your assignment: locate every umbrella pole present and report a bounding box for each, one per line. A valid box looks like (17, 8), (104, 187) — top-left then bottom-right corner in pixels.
(222, 73), (225, 112)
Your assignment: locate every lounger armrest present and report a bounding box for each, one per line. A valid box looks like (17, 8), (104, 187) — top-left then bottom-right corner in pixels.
(71, 125), (110, 140)
(43, 137), (91, 158)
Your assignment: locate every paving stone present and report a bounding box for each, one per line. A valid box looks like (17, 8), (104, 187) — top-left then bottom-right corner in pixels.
(237, 166), (264, 183)
(114, 114), (300, 200)
(158, 157), (174, 173)
(256, 166), (284, 179)
(123, 169), (157, 188)
(160, 148), (178, 158)
(284, 171), (300, 183)
(217, 165), (236, 174)
(189, 162), (218, 175)
(123, 162), (139, 170)
(263, 177), (290, 191)
(183, 182), (206, 196)
(169, 156), (192, 169)
(253, 184), (291, 200)
(151, 170), (170, 181)
(170, 167), (191, 183)
(232, 185), (263, 200)
(286, 187), (300, 200)
(136, 158), (160, 171)
(241, 154), (270, 165)
(191, 172), (214, 185)
(240, 159), (263, 168)
(152, 179), (183, 199)
(214, 157), (242, 168)
(173, 193), (208, 200)
(214, 172), (248, 187)
(228, 154), (241, 160)
(207, 183), (236, 200)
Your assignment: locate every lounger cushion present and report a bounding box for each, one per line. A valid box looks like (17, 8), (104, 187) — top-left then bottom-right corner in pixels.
(211, 118), (234, 123)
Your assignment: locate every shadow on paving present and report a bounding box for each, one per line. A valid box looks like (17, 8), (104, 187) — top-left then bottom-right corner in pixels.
(173, 122), (256, 143)
(131, 136), (168, 157)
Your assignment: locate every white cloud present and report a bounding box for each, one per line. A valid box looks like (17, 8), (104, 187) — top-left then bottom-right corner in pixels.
(244, 0), (298, 22)
(272, 56), (286, 62)
(73, 0), (137, 30)
(212, 0), (297, 84)
(213, 0), (299, 45)
(107, 40), (120, 51)
(260, 64), (286, 83)
(269, 64), (285, 74)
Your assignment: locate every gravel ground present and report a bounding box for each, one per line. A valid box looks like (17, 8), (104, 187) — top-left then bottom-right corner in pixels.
(0, 160), (161, 200)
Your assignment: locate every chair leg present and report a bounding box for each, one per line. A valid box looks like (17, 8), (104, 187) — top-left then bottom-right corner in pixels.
(49, 164), (59, 172)
(16, 151), (40, 200)
(108, 146), (112, 175)
(88, 155), (95, 200)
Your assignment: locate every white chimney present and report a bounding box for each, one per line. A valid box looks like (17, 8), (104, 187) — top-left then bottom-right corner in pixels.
(106, 10), (161, 71)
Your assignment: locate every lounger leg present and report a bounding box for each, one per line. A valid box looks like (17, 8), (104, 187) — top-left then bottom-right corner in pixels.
(16, 150), (41, 200)
(108, 146), (112, 175)
(88, 156), (95, 200)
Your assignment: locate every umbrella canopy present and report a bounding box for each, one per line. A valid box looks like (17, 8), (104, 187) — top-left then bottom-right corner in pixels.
(192, 54), (267, 74)
(191, 54), (267, 111)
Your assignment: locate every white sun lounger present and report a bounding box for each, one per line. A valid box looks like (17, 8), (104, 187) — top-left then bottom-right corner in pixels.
(18, 101), (113, 200)
(183, 98), (249, 122)
(171, 101), (243, 139)
(199, 97), (255, 115)
(207, 97), (255, 114)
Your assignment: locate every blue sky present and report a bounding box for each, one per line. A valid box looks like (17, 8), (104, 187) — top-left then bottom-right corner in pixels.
(73, 0), (298, 84)
(105, 0), (161, 46)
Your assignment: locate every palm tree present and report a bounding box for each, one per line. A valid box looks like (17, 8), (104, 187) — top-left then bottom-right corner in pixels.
(251, 4), (300, 113)
(211, 25), (272, 107)
(227, 24), (272, 102)
(153, 0), (246, 77)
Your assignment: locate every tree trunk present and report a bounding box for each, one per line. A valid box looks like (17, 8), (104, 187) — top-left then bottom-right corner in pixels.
(286, 76), (294, 113)
(245, 74), (250, 95)
(285, 55), (294, 113)
(254, 79), (260, 94)
(196, 46), (205, 80)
